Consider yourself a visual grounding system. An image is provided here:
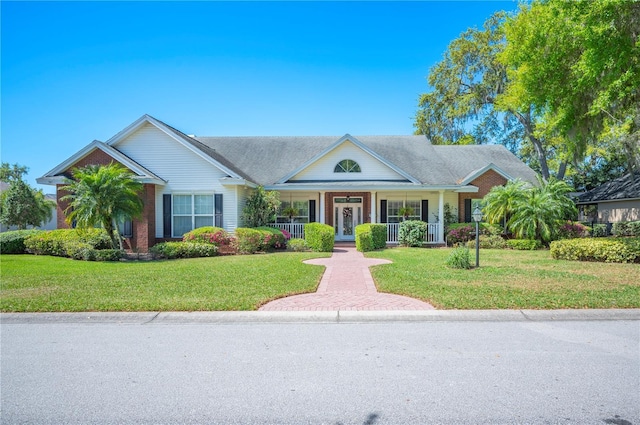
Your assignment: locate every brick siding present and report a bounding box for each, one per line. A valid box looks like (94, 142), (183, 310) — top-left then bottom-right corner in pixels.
(458, 170), (508, 222)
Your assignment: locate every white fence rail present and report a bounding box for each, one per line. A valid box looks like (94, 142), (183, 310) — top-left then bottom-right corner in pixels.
(270, 223), (441, 244)
(386, 223), (440, 244)
(268, 223), (305, 239)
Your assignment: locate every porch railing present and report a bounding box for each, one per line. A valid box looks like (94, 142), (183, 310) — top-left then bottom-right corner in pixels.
(386, 223), (441, 244)
(269, 223), (305, 239)
(269, 222), (441, 244)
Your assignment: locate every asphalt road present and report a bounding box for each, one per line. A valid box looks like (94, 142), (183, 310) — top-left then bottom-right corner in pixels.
(1, 312), (639, 424)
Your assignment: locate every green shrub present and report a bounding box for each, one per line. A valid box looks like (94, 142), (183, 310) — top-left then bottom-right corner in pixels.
(304, 223), (334, 252)
(150, 242), (218, 259)
(447, 225), (474, 246)
(0, 229), (42, 254)
(446, 246), (472, 269)
(356, 230), (373, 252)
(613, 221), (640, 237)
(183, 226), (232, 246)
(398, 220), (427, 247)
(550, 237), (640, 263)
(592, 224), (608, 237)
(355, 224), (386, 252)
(507, 239), (542, 250)
(234, 228), (265, 254)
(556, 221), (590, 239)
(287, 238), (308, 252)
(64, 241), (96, 260)
(24, 229), (111, 257)
(94, 249), (125, 262)
(467, 234), (507, 249)
(255, 226), (286, 250)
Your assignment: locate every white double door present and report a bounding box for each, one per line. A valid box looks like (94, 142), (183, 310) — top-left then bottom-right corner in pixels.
(334, 202), (363, 241)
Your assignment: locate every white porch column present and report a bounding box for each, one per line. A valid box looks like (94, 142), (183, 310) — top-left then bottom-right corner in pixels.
(319, 191), (326, 224)
(438, 190), (445, 243)
(370, 191), (377, 223)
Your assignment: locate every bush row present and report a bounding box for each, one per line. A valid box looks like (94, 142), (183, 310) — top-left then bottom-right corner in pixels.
(0, 229), (42, 254)
(150, 242), (218, 259)
(550, 237), (640, 263)
(612, 221), (640, 237)
(234, 227), (287, 254)
(12, 229), (124, 261)
(355, 223), (386, 252)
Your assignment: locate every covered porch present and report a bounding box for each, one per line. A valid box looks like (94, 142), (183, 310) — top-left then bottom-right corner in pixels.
(267, 188), (463, 245)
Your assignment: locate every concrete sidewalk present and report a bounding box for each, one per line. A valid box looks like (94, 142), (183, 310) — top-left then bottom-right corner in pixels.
(2, 309), (639, 324)
(258, 246), (435, 311)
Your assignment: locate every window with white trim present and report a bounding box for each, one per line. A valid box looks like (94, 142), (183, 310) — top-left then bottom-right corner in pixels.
(387, 200), (421, 223)
(172, 194), (214, 237)
(334, 159), (361, 173)
(277, 200), (310, 223)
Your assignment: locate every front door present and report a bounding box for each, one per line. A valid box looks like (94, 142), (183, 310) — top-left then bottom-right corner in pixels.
(334, 198), (363, 241)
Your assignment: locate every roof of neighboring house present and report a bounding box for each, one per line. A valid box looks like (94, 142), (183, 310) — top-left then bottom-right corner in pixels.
(194, 135), (539, 186)
(577, 173), (640, 203)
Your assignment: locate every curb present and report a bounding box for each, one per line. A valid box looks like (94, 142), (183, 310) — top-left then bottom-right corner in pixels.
(2, 309), (639, 324)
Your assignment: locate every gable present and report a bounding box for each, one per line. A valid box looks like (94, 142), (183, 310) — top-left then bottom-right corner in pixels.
(287, 139), (411, 182)
(36, 140), (165, 186)
(113, 122), (232, 191)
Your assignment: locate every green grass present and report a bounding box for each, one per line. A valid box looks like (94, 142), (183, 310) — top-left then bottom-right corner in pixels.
(0, 252), (330, 312)
(366, 248), (640, 309)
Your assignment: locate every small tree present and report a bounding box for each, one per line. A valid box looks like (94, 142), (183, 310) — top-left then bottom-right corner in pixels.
(241, 186), (280, 228)
(61, 163), (144, 249)
(0, 163), (55, 230)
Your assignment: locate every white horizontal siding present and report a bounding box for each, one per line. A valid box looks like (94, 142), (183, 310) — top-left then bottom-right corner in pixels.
(292, 140), (406, 181)
(113, 123), (238, 237)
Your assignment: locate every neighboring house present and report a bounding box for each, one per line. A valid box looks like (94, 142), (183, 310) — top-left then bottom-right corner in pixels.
(37, 114), (538, 251)
(576, 173), (640, 223)
(0, 182), (57, 232)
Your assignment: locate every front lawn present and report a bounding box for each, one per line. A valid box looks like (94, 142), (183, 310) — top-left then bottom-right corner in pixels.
(0, 252), (330, 312)
(366, 248), (640, 309)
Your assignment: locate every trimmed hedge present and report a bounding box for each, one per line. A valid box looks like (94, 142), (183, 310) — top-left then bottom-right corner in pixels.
(612, 221), (640, 237)
(507, 239), (542, 250)
(355, 223), (386, 252)
(24, 229), (112, 257)
(233, 227), (286, 254)
(550, 237), (640, 263)
(150, 242), (218, 259)
(0, 229), (42, 254)
(467, 234), (507, 249)
(398, 220), (427, 247)
(183, 226), (232, 246)
(287, 238), (308, 252)
(304, 223), (334, 252)
(592, 224), (608, 237)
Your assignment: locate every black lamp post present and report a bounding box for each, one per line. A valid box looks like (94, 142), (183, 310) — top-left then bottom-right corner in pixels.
(472, 206), (483, 268)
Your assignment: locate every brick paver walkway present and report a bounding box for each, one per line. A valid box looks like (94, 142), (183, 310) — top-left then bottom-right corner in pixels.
(259, 247), (435, 311)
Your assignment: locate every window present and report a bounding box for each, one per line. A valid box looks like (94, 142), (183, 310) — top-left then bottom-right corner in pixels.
(118, 219), (133, 238)
(334, 159), (361, 173)
(172, 194), (214, 237)
(387, 200), (421, 223)
(277, 200), (310, 223)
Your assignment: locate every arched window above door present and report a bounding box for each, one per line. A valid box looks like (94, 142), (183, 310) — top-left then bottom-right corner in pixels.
(334, 159), (361, 173)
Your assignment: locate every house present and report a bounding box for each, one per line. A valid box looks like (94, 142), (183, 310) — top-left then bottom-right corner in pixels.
(37, 114), (538, 251)
(576, 173), (640, 223)
(0, 182), (57, 232)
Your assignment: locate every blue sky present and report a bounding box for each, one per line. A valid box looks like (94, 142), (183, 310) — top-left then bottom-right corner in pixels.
(2, 1), (518, 191)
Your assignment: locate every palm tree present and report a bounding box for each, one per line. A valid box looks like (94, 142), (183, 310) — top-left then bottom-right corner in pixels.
(508, 177), (577, 244)
(61, 163), (143, 249)
(482, 179), (528, 234)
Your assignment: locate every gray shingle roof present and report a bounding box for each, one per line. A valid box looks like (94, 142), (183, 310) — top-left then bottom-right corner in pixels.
(193, 134), (538, 186)
(577, 173), (640, 203)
